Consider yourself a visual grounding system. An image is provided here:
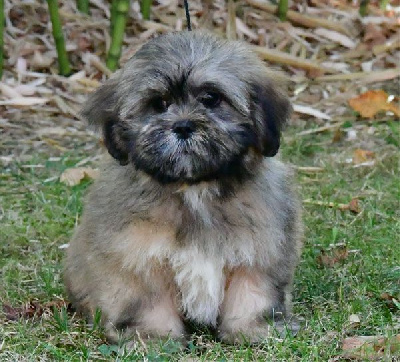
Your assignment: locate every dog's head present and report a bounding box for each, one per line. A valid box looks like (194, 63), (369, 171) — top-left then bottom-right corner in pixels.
(81, 31), (291, 184)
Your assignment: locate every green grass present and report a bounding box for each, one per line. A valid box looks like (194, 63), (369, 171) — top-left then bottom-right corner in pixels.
(1, 120), (399, 361)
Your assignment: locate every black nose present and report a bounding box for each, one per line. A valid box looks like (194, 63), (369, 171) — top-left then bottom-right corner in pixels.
(172, 120), (196, 139)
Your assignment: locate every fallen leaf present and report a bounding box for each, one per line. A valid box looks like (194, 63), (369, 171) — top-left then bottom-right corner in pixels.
(3, 304), (24, 320)
(348, 198), (361, 214)
(60, 167), (99, 186)
(0, 82), (21, 98)
(317, 245), (349, 268)
(353, 149), (375, 165)
(348, 314), (361, 328)
(332, 128), (345, 143)
(36, 126), (68, 136)
(380, 292), (400, 310)
(348, 90), (400, 118)
(293, 104), (332, 120)
(0, 97), (49, 106)
(363, 23), (387, 48)
(315, 28), (357, 48)
(303, 198), (361, 214)
(295, 166), (324, 173)
(30, 50), (54, 69)
(3, 300), (70, 321)
(342, 335), (400, 359)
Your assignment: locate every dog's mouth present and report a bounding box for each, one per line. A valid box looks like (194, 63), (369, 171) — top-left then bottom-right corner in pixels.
(132, 137), (248, 184)
(135, 153), (249, 185)
(129, 123), (259, 185)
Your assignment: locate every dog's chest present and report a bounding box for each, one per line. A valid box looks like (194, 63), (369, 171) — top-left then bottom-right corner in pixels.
(169, 247), (225, 325)
(119, 186), (266, 325)
(116, 220), (227, 325)
(166, 187), (261, 324)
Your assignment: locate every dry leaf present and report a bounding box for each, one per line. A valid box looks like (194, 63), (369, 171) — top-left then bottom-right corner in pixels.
(348, 90), (400, 118)
(303, 198), (361, 214)
(295, 166), (324, 173)
(363, 23), (387, 48)
(293, 104), (331, 120)
(30, 50), (54, 69)
(60, 167), (99, 186)
(317, 245), (349, 267)
(342, 335), (400, 359)
(349, 314), (361, 326)
(380, 292), (400, 310)
(332, 128), (345, 143)
(0, 82), (21, 98)
(0, 97), (49, 106)
(36, 126), (68, 136)
(348, 198), (361, 214)
(315, 28), (357, 48)
(353, 149), (375, 165)
(3, 300), (70, 321)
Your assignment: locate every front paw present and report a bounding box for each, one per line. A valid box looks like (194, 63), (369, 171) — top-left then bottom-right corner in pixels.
(219, 316), (302, 344)
(219, 322), (273, 344)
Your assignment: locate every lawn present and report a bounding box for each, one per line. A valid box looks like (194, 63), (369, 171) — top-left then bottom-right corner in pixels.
(1, 116), (399, 361)
(1, 0), (399, 360)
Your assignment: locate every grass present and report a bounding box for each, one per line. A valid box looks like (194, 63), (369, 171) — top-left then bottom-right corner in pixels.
(1, 119), (399, 361)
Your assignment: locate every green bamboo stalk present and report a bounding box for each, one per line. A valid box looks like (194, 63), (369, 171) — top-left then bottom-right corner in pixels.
(106, 0), (130, 71)
(359, 0), (369, 17)
(379, 0), (389, 10)
(77, 0), (90, 14)
(0, 0), (4, 79)
(277, 0), (288, 21)
(141, 0), (151, 20)
(110, 0), (118, 38)
(47, 0), (71, 76)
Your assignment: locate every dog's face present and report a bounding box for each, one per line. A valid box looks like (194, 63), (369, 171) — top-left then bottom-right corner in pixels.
(81, 31), (291, 184)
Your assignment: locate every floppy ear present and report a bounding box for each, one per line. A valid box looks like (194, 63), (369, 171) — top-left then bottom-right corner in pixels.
(250, 80), (292, 157)
(80, 77), (130, 165)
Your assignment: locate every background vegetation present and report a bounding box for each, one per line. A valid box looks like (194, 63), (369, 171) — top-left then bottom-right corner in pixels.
(0, 0), (399, 360)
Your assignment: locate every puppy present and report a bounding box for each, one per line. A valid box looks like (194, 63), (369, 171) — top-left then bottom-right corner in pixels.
(64, 31), (302, 344)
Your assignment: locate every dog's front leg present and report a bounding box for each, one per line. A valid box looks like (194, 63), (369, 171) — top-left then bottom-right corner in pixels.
(218, 267), (289, 343)
(104, 269), (186, 344)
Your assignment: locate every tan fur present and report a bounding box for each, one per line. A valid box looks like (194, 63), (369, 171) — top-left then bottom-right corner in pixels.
(64, 31), (302, 345)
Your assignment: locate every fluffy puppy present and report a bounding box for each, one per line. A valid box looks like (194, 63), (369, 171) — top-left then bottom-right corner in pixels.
(64, 31), (302, 344)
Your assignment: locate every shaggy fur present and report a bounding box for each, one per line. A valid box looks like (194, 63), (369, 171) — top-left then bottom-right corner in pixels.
(64, 31), (302, 344)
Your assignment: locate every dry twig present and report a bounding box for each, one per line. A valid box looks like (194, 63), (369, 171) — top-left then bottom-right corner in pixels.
(246, 0), (354, 36)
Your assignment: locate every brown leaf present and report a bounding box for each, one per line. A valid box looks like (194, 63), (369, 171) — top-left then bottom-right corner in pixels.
(303, 199), (361, 214)
(3, 301), (41, 320)
(60, 167), (99, 186)
(332, 128), (344, 143)
(348, 198), (361, 214)
(3, 304), (22, 321)
(363, 24), (387, 48)
(342, 335), (400, 359)
(317, 245), (349, 268)
(380, 292), (400, 310)
(3, 300), (71, 321)
(353, 149), (375, 165)
(348, 90), (400, 118)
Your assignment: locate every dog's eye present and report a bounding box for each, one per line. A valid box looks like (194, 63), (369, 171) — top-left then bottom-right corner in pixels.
(200, 92), (221, 108)
(152, 96), (171, 113)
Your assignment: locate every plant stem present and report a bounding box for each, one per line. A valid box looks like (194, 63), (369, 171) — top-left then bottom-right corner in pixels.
(359, 0), (369, 17)
(0, 0), (4, 79)
(106, 0), (130, 71)
(110, 0), (118, 38)
(77, 0), (90, 14)
(141, 0), (151, 20)
(277, 0), (288, 21)
(379, 0), (389, 9)
(46, 0), (71, 76)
